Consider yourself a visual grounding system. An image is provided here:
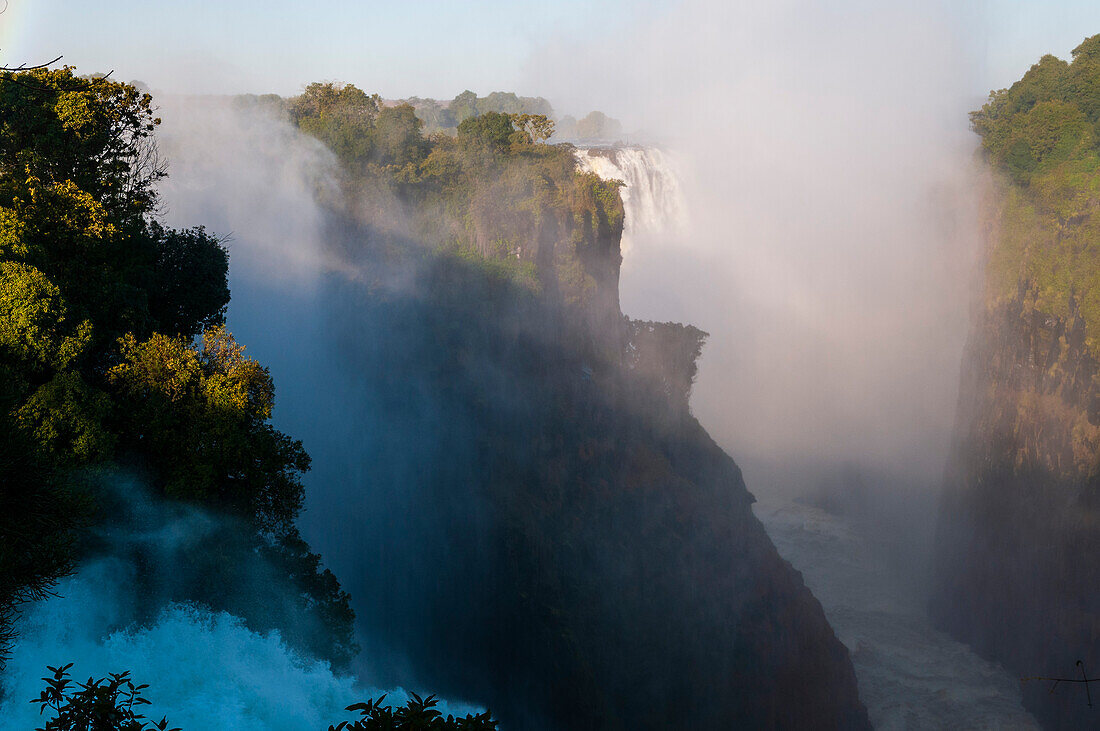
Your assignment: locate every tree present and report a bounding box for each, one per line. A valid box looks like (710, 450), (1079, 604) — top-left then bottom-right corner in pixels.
(0, 66), (343, 663)
(147, 224), (229, 338)
(510, 114), (555, 144)
(0, 68), (232, 654)
(373, 104), (429, 168)
(402, 97), (455, 134)
(574, 111), (623, 141)
(450, 90), (479, 124)
(0, 67), (229, 350)
(0, 68), (231, 462)
(290, 82), (381, 170)
(106, 326), (308, 532)
(457, 112), (516, 150)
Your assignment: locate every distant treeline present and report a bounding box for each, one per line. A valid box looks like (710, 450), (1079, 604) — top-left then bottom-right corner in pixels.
(240, 88), (624, 141)
(398, 91), (623, 140)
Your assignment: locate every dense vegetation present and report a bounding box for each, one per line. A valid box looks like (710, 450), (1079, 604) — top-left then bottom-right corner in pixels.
(553, 110), (623, 142)
(280, 82), (627, 342)
(402, 90), (553, 135)
(0, 67), (353, 668)
(295, 87), (622, 142)
(972, 33), (1100, 351)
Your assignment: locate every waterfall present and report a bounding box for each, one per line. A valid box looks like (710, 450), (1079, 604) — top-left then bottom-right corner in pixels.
(574, 147), (686, 256)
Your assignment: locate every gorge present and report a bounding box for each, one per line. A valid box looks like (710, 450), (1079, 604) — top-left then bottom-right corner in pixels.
(159, 96), (870, 730)
(1, 85), (869, 729)
(7, 9), (1100, 730)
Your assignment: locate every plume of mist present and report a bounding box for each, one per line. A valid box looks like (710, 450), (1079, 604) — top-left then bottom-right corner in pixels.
(529, 0), (985, 495)
(151, 97), (457, 692)
(155, 95), (342, 291)
(0, 474), (484, 730)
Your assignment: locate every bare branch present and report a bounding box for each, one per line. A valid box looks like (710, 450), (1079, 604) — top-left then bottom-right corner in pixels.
(0, 54), (63, 72)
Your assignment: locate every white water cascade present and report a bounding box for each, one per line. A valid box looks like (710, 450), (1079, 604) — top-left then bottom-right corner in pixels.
(574, 147), (686, 257)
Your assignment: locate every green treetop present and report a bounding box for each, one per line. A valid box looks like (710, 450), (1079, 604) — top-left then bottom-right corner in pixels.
(971, 34), (1100, 349)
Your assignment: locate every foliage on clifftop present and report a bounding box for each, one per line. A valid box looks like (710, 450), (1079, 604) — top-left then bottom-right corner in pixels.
(379, 90), (623, 142)
(973, 34), (1100, 349)
(285, 82), (626, 337)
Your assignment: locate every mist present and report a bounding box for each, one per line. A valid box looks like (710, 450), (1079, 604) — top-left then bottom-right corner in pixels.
(528, 0), (984, 498)
(154, 98), (505, 704)
(528, 7), (1022, 722)
(138, 3), (997, 718)
(8, 0), (1099, 726)
(0, 474), (483, 729)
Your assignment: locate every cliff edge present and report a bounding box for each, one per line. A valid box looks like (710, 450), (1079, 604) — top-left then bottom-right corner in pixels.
(932, 36), (1100, 729)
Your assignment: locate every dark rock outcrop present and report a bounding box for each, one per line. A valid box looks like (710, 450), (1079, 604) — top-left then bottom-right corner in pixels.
(313, 196), (870, 728)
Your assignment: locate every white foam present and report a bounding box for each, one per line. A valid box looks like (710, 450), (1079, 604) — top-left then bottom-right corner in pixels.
(1, 560), (481, 730)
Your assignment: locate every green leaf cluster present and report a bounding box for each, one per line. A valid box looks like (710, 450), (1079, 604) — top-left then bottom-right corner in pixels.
(105, 327), (308, 531)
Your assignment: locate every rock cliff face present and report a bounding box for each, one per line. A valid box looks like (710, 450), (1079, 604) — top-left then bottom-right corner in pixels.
(304, 156), (870, 727)
(931, 38), (1100, 727)
(932, 242), (1100, 730)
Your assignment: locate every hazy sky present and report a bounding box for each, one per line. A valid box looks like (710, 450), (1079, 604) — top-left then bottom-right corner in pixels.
(3, 0), (1100, 104)
(6, 0), (1096, 481)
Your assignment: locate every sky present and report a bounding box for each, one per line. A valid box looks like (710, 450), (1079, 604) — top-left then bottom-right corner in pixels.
(5, 0), (1100, 481)
(0, 0), (660, 99)
(3, 0), (1100, 108)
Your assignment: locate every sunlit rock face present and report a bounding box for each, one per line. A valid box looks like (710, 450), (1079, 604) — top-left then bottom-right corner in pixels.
(933, 281), (1100, 730)
(929, 35), (1100, 730)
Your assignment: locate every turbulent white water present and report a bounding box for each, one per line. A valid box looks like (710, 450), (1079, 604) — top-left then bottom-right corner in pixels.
(755, 501), (1037, 729)
(0, 560), (482, 730)
(0, 562), (354, 730)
